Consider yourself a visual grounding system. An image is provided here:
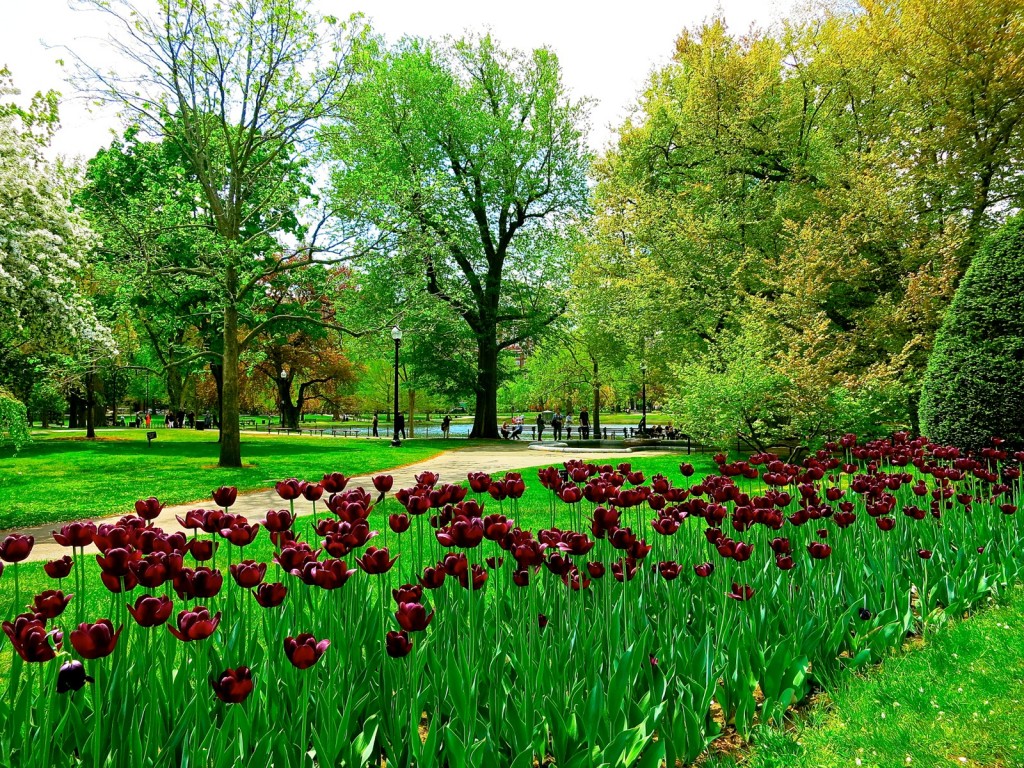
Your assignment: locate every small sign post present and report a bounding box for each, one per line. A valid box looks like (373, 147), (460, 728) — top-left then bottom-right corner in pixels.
(147, 431), (157, 447)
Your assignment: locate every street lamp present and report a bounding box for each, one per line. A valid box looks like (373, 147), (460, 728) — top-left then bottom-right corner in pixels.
(391, 326), (403, 447)
(640, 363), (647, 437)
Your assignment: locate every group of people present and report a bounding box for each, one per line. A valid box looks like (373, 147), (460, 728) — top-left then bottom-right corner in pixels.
(500, 415), (525, 440)
(531, 407), (592, 441)
(160, 410), (210, 429)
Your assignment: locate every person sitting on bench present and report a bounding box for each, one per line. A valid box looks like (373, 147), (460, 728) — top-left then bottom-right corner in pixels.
(510, 423), (523, 440)
(500, 420), (512, 440)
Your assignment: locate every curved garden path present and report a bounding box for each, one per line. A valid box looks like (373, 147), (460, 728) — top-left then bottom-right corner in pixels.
(17, 441), (669, 563)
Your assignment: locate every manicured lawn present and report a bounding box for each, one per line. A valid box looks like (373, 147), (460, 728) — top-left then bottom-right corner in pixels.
(0, 429), (460, 529)
(706, 590), (1024, 768)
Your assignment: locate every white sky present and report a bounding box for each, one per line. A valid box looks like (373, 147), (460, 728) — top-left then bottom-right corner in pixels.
(2, 0), (791, 159)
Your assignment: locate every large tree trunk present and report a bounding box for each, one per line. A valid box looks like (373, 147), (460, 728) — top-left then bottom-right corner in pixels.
(219, 302), (242, 467)
(210, 362), (224, 441)
(592, 359), (601, 437)
(166, 366), (184, 413)
(68, 390), (84, 428)
(470, 332), (499, 439)
(278, 377), (301, 430)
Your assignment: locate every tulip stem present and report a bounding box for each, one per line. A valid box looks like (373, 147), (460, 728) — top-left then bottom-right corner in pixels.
(91, 662), (103, 768)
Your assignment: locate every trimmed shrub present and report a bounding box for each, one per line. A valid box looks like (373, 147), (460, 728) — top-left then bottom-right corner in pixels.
(920, 216), (1024, 450)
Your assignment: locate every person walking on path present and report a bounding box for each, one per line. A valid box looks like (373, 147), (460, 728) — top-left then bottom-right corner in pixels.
(535, 412), (545, 441)
(395, 412), (406, 440)
(565, 412), (573, 439)
(372, 413), (379, 438)
(441, 415), (452, 439)
(552, 410), (563, 441)
(580, 407), (590, 439)
(145, 411), (151, 429)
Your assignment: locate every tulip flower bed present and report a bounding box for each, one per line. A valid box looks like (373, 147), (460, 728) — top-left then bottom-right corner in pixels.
(1, 434), (1022, 768)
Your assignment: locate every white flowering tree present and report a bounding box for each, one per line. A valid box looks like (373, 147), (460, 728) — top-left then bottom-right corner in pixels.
(0, 69), (107, 353)
(0, 69), (110, 445)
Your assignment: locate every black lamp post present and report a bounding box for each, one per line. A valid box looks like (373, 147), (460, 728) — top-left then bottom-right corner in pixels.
(640, 362), (647, 436)
(391, 326), (403, 447)
(280, 369), (288, 426)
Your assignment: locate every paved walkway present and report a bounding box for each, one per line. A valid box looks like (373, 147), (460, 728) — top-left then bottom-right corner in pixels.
(17, 441), (669, 563)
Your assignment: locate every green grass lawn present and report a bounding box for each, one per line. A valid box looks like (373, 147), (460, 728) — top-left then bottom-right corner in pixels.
(0, 429), (463, 529)
(705, 590), (1024, 768)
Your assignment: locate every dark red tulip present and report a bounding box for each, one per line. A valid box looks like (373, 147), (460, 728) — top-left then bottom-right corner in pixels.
(392, 584), (423, 604)
(292, 559), (356, 590)
(174, 567), (223, 599)
(211, 666), (253, 703)
(419, 565), (446, 590)
(134, 497), (165, 521)
(775, 555), (795, 570)
(96, 547), (139, 577)
(52, 522), (96, 549)
(302, 483), (324, 502)
(252, 582), (287, 608)
(230, 560), (267, 588)
(0, 534), (34, 563)
(558, 485), (583, 505)
(512, 568), (530, 586)
(657, 561), (681, 580)
(918, 549), (933, 560)
(70, 619), (122, 659)
(284, 633), (330, 669)
(679, 463), (695, 477)
(168, 607), (221, 642)
(586, 561), (606, 579)
(132, 552), (183, 589)
(44, 555), (74, 579)
(611, 557), (638, 582)
(807, 542), (832, 560)
(187, 539), (219, 562)
(219, 518), (260, 547)
(858, 607), (872, 621)
(262, 510), (296, 533)
(467, 472), (492, 494)
(100, 571), (139, 593)
(388, 513), (411, 533)
(395, 602), (433, 632)
(876, 517), (896, 532)
(694, 562), (715, 578)
(727, 582), (755, 601)
(212, 486), (238, 508)
(436, 517), (485, 549)
(385, 630), (413, 658)
(56, 660), (93, 693)
(458, 563), (489, 591)
(538, 613), (549, 629)
(372, 475), (393, 494)
(357, 546), (398, 574)
(322, 473), (349, 494)
(275, 479), (305, 501)
(127, 595), (174, 627)
(3, 616), (61, 662)
(274, 542), (319, 571)
(32, 590), (72, 620)
(415, 471), (439, 488)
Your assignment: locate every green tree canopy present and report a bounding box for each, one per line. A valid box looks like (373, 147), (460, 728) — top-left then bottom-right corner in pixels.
(325, 32), (590, 437)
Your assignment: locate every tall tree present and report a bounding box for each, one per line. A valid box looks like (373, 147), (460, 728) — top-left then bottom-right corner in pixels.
(70, 0), (367, 466)
(326, 33), (590, 438)
(0, 68), (108, 360)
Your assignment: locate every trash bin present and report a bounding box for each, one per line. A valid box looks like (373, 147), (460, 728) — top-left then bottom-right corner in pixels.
(196, 420), (206, 431)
